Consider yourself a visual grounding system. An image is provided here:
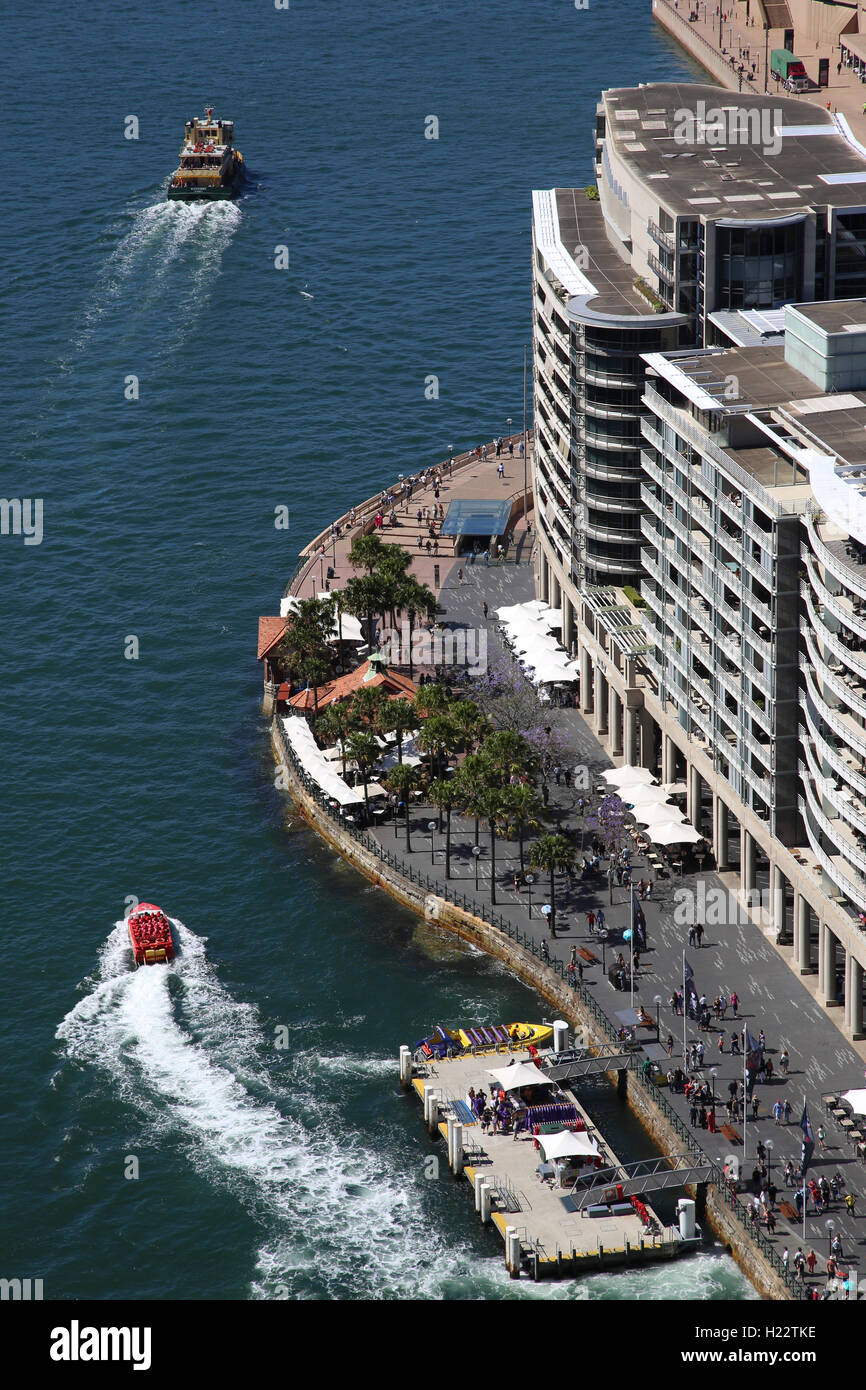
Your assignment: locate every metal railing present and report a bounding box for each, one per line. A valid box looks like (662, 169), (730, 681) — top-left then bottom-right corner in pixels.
(275, 713), (805, 1297)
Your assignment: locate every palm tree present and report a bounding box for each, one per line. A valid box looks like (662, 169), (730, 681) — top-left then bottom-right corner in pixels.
(502, 783), (544, 874)
(399, 577), (439, 678)
(428, 777), (457, 875)
(344, 573), (385, 647)
(348, 532), (388, 574)
(316, 702), (357, 777)
(529, 834), (576, 938)
(298, 651), (332, 726)
(345, 731), (379, 823)
(413, 683), (451, 721)
(449, 699), (488, 756)
(457, 753), (490, 848)
(384, 763), (418, 851)
(476, 786), (506, 905)
(482, 729), (535, 787)
(381, 696), (415, 764)
(351, 684), (386, 734)
(417, 713), (456, 782)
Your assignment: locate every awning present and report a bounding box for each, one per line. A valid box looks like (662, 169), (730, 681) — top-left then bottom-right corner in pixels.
(647, 820), (704, 845)
(537, 1129), (599, 1161)
(488, 1062), (548, 1091)
(842, 34), (866, 65)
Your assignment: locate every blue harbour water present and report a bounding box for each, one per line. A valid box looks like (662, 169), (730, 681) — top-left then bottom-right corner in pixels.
(3, 1), (754, 1299)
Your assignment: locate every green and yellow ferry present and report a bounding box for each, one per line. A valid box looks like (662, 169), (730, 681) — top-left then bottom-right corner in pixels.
(167, 108), (245, 200)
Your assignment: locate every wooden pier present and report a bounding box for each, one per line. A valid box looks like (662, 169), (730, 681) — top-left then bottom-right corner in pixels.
(402, 1044), (694, 1279)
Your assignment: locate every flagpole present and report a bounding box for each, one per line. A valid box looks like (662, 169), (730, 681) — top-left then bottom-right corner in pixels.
(743, 1025), (747, 1164)
(682, 951), (687, 1062)
(630, 883), (635, 1009)
(802, 1092), (807, 1247)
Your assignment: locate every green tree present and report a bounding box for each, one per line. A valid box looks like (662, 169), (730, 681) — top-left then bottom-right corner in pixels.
(298, 651), (332, 726)
(351, 684), (387, 734)
(344, 573), (385, 646)
(476, 786), (507, 906)
(457, 752), (491, 848)
(398, 577), (439, 678)
(380, 696), (415, 764)
(384, 763), (418, 852)
(348, 532), (388, 575)
(417, 713), (456, 782)
(345, 731), (380, 823)
(482, 729), (535, 787)
(316, 702), (358, 777)
(529, 834), (575, 938)
(413, 683), (451, 721)
(501, 783), (544, 874)
(428, 777), (458, 875)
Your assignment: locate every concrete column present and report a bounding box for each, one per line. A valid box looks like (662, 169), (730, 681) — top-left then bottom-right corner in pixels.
(819, 922), (837, 1006)
(550, 572), (562, 609)
(687, 765), (701, 831)
(539, 548), (550, 605)
(850, 956), (864, 1039)
(662, 734), (677, 786)
(714, 797), (730, 872)
(609, 687), (623, 756)
(594, 667), (608, 736)
(639, 711), (655, 770)
(740, 828), (756, 895)
(562, 597), (574, 654)
(624, 706), (637, 766)
(769, 864), (786, 940)
(580, 649), (593, 716)
(845, 952), (852, 1034)
(796, 893), (812, 973)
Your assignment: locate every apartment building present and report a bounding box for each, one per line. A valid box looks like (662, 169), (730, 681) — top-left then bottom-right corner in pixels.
(532, 82), (866, 1037)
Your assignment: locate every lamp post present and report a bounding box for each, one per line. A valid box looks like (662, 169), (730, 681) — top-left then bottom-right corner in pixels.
(448, 443), (454, 471)
(472, 844), (481, 892)
(709, 1066), (718, 1104)
(765, 1137), (773, 1190)
(654, 994), (663, 1037)
(825, 1217), (835, 1258)
(506, 417), (512, 443)
(525, 873), (535, 918)
(428, 820), (437, 865)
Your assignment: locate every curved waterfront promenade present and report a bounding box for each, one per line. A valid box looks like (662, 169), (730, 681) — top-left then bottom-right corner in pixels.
(265, 437), (866, 1299)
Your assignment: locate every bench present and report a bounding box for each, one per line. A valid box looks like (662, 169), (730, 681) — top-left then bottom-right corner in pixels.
(578, 947), (600, 965)
(721, 1124), (742, 1144)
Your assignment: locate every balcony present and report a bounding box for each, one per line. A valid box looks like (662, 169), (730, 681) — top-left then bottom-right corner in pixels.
(802, 548), (866, 646)
(804, 627), (866, 726)
(647, 249), (675, 286)
(802, 582), (866, 686)
(647, 218), (675, 253)
(803, 666), (866, 762)
(800, 695), (866, 803)
(805, 509), (866, 605)
(798, 799), (863, 908)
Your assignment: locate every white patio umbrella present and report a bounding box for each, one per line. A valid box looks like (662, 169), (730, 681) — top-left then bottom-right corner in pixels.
(841, 1088), (866, 1115)
(647, 820), (704, 845)
(602, 765), (657, 788)
(633, 804), (680, 826)
(623, 784), (673, 807)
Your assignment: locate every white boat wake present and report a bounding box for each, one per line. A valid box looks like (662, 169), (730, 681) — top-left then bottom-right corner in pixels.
(64, 199), (241, 362)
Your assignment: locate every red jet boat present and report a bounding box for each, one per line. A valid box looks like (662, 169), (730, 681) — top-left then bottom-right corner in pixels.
(127, 903), (175, 965)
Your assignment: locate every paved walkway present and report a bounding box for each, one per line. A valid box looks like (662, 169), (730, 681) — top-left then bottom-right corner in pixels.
(657, 0), (866, 131)
(292, 437), (535, 604)
(367, 561), (866, 1289)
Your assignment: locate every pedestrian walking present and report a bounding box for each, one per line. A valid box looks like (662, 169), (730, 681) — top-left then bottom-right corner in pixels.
(666, 1033), (674, 1056)
(457, 567), (463, 584)
(773, 1098), (783, 1126)
(731, 1031), (740, 1054)
(779, 1047), (789, 1075)
(482, 601), (488, 620)
(596, 909), (605, 931)
(718, 1032), (725, 1054)
(688, 924), (696, 947)
(807, 1249), (817, 1276)
(695, 923), (704, 947)
(817, 1124), (827, 1154)
(846, 1191), (857, 1216)
(730, 990), (739, 1017)
(784, 1098), (792, 1124)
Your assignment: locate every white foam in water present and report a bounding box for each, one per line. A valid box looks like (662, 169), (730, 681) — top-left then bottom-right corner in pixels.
(57, 922), (755, 1300)
(67, 199), (241, 359)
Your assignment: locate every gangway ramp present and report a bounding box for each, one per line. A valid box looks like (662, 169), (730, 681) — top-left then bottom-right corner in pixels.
(570, 1154), (716, 1209)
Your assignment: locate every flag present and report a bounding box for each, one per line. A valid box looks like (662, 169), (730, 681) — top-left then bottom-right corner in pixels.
(683, 957), (699, 1020)
(744, 1028), (764, 1074)
(632, 898), (647, 950)
(800, 1101), (815, 1176)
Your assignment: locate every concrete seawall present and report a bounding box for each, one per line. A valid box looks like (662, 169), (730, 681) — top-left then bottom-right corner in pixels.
(271, 717), (793, 1299)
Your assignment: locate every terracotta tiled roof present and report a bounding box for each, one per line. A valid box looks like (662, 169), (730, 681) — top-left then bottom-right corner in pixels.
(287, 660), (417, 712)
(258, 616), (288, 661)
